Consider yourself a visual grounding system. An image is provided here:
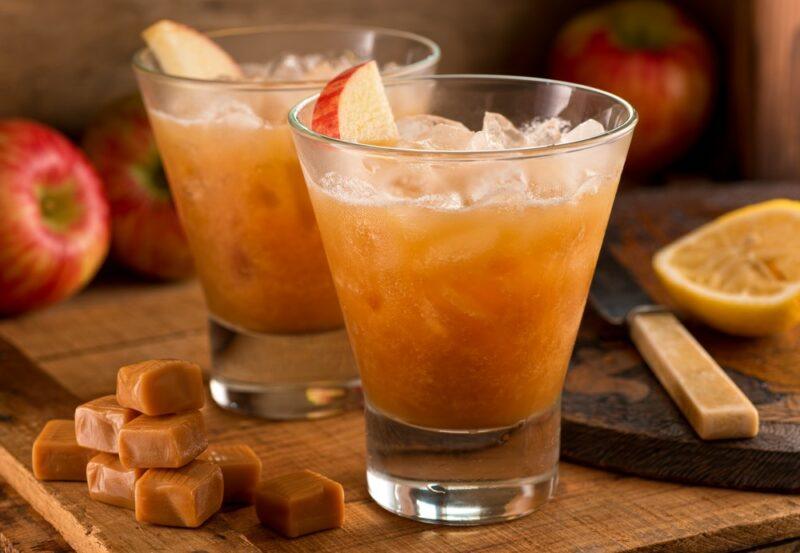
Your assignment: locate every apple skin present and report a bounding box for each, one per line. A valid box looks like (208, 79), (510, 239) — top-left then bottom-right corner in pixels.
(311, 60), (398, 144)
(83, 96), (194, 280)
(312, 62), (365, 139)
(550, 0), (715, 172)
(0, 119), (110, 315)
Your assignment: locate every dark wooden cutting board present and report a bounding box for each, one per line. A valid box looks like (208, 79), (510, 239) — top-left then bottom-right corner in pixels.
(561, 181), (800, 491)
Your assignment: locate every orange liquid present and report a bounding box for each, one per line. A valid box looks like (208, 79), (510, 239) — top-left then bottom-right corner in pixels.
(309, 181), (617, 429)
(151, 115), (342, 333)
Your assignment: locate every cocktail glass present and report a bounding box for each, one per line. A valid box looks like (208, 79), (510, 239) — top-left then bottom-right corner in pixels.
(290, 75), (636, 524)
(133, 25), (440, 419)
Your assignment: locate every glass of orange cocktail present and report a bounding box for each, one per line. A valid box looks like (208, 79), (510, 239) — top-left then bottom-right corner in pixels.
(290, 75), (636, 524)
(134, 26), (439, 419)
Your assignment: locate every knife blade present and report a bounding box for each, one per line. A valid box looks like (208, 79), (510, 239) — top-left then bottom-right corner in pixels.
(587, 243), (759, 441)
(590, 243), (660, 325)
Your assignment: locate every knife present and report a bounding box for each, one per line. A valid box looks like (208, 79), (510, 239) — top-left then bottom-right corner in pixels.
(589, 243), (759, 440)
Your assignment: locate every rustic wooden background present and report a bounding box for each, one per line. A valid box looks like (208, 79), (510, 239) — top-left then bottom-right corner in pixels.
(5, 183), (800, 552)
(0, 2), (731, 123)
(0, 0), (798, 175)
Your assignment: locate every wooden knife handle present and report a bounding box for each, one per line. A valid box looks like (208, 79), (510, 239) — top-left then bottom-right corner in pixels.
(628, 310), (759, 440)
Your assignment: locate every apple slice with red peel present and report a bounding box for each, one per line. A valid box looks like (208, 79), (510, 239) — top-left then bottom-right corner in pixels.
(142, 19), (243, 80)
(311, 60), (399, 145)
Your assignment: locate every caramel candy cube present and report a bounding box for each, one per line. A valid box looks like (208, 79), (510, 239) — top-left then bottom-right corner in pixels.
(87, 453), (144, 509)
(135, 460), (223, 527)
(118, 411), (207, 469)
(116, 359), (204, 416)
(32, 419), (96, 481)
(256, 470), (344, 538)
(75, 395), (138, 453)
(199, 444), (262, 504)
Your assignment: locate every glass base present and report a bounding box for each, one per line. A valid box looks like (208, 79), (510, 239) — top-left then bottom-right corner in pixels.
(208, 318), (362, 420)
(364, 402), (560, 525)
(367, 468), (557, 525)
(209, 376), (362, 420)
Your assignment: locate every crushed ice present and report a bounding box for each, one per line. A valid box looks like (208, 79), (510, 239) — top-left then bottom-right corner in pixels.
(395, 113), (605, 151)
(241, 51), (363, 82)
(317, 113), (612, 210)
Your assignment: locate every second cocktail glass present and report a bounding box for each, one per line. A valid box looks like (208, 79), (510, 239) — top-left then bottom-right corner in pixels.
(290, 75), (636, 524)
(134, 25), (439, 419)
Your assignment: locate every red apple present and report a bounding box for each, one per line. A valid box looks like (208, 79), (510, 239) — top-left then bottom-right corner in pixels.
(83, 96), (194, 280)
(312, 60), (398, 145)
(550, 0), (715, 172)
(0, 120), (109, 315)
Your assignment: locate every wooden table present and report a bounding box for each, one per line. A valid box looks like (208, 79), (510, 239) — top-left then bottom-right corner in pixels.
(2, 183), (800, 552)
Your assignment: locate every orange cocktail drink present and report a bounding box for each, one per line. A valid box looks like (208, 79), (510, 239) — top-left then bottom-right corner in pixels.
(134, 25), (439, 420)
(291, 75), (636, 524)
(149, 118), (340, 333)
(308, 174), (618, 430)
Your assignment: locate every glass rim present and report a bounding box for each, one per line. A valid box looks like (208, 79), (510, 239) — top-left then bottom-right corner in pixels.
(131, 23), (441, 90)
(289, 74), (639, 160)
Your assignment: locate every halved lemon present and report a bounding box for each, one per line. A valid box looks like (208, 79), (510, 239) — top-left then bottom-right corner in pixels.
(653, 199), (800, 336)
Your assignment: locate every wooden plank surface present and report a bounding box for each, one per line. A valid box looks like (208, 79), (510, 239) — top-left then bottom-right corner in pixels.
(0, 339), (259, 553)
(0, 482), (71, 553)
(2, 182), (800, 552)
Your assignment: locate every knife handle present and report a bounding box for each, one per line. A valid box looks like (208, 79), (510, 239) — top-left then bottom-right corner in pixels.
(628, 310), (759, 440)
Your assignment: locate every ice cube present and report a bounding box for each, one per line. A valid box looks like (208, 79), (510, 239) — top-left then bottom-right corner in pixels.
(414, 192), (465, 210)
(464, 166), (530, 206)
(266, 54), (309, 80)
(396, 115), (474, 150)
(467, 130), (501, 151)
(522, 117), (571, 147)
(479, 112), (526, 148)
(318, 172), (386, 204)
(198, 99), (265, 129)
(397, 114), (468, 139)
(558, 119), (605, 144)
(241, 52), (362, 82)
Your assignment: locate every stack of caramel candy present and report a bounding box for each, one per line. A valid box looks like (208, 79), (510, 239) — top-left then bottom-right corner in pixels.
(32, 359), (344, 537)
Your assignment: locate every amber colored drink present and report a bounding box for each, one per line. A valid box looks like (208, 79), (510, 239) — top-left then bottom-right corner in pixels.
(150, 116), (341, 333)
(135, 25), (440, 420)
(308, 179), (617, 430)
(290, 75), (636, 524)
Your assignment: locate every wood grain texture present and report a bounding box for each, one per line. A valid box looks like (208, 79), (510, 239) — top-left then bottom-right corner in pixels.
(0, 0), (767, 182)
(2, 182), (800, 552)
(0, 0), (573, 135)
(5, 335), (800, 552)
(0, 340), (259, 553)
(0, 480), (71, 553)
(0, 278), (207, 400)
(563, 181), (800, 490)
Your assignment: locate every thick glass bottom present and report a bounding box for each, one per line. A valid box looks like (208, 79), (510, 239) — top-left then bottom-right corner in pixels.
(208, 318), (361, 420)
(367, 468), (558, 525)
(364, 401), (560, 525)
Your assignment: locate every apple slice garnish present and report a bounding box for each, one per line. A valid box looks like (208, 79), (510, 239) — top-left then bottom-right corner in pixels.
(142, 19), (243, 80)
(311, 61), (399, 145)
